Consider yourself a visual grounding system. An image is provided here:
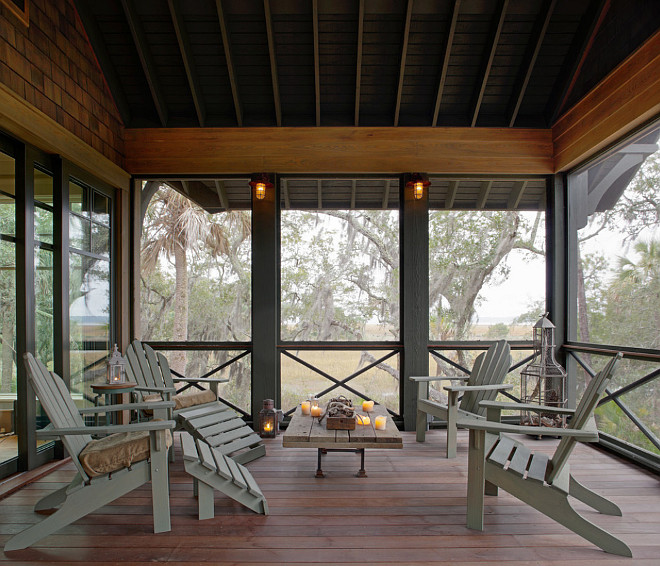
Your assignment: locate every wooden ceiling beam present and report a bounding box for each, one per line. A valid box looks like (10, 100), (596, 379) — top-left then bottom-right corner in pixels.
(120, 0), (168, 127)
(445, 180), (458, 209)
(547, 0), (610, 126)
(215, 0), (243, 127)
(507, 0), (556, 127)
(433, 0), (461, 127)
(124, 127), (554, 175)
(394, 0), (414, 127)
(355, 0), (365, 127)
(264, 0), (282, 127)
(214, 180), (230, 210)
(168, 0), (206, 127)
(73, 0), (131, 126)
(470, 0), (508, 127)
(313, 0), (321, 126)
(476, 180), (493, 209)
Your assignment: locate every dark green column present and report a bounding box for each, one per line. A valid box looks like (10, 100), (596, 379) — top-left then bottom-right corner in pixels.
(547, 173), (576, 408)
(15, 146), (36, 471)
(400, 174), (429, 431)
(251, 174), (280, 424)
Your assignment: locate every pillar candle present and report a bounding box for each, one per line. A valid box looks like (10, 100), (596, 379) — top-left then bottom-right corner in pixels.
(311, 405), (322, 417)
(362, 400), (374, 412)
(301, 401), (311, 415)
(356, 414), (371, 425)
(374, 416), (387, 430)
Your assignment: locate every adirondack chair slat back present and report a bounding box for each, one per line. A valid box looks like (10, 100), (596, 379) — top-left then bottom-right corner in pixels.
(547, 353), (622, 484)
(126, 340), (173, 399)
(24, 354), (91, 461)
(461, 340), (512, 416)
(156, 351), (175, 389)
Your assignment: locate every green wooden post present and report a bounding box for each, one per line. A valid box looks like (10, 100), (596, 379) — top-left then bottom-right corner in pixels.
(400, 174), (429, 431)
(251, 173), (280, 425)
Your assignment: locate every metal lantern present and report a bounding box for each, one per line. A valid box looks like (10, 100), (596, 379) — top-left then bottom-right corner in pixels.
(259, 399), (278, 438)
(106, 344), (127, 384)
(520, 314), (568, 428)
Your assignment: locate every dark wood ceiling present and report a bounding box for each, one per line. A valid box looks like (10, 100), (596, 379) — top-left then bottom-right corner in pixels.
(75, 0), (660, 129)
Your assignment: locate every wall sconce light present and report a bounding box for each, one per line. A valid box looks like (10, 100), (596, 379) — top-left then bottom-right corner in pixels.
(249, 173), (274, 200)
(406, 173), (430, 200)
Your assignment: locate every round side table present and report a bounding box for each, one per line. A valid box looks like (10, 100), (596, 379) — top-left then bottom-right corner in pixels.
(91, 382), (137, 425)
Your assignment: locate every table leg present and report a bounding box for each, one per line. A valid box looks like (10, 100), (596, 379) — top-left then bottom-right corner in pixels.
(356, 448), (367, 478)
(316, 449), (325, 478)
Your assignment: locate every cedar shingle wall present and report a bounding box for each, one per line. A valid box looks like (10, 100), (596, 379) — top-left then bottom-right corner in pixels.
(0, 0), (123, 165)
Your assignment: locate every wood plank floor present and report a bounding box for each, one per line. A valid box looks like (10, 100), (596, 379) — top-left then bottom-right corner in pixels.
(0, 430), (658, 565)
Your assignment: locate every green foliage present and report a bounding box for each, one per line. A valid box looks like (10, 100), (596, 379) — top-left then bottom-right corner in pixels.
(486, 323), (510, 339)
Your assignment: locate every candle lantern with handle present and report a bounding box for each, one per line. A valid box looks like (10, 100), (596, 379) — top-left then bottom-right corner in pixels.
(259, 399), (278, 438)
(520, 314), (568, 429)
(106, 345), (127, 384)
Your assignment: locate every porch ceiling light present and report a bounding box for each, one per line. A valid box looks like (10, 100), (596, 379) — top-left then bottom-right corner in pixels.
(249, 173), (273, 200)
(406, 173), (430, 200)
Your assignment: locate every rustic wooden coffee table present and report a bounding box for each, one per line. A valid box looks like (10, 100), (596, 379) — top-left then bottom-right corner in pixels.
(283, 403), (402, 477)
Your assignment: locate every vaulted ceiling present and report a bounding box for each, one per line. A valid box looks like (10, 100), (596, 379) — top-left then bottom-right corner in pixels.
(75, 0), (660, 129)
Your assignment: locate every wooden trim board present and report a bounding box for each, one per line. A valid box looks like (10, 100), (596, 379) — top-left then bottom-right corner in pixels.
(0, 83), (130, 190)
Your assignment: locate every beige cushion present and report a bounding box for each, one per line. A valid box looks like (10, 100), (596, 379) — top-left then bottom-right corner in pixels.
(174, 388), (216, 410)
(78, 428), (173, 478)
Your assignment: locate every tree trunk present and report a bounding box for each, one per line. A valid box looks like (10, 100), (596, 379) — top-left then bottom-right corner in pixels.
(170, 242), (189, 376)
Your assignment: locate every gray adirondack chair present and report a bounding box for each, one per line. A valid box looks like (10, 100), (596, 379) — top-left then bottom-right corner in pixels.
(458, 353), (631, 557)
(126, 340), (265, 464)
(5, 354), (175, 552)
(410, 339), (512, 458)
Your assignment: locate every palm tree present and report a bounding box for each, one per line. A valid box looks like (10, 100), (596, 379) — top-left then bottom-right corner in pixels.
(141, 185), (250, 374)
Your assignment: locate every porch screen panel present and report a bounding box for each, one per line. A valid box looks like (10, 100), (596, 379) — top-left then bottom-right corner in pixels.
(570, 121), (660, 457)
(139, 184), (252, 405)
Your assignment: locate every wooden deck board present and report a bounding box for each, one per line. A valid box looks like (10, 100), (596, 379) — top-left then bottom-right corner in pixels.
(0, 430), (658, 564)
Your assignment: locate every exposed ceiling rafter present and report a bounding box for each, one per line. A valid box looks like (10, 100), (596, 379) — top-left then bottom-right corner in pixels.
(264, 0), (282, 127)
(317, 180), (322, 209)
(507, 180), (528, 209)
(214, 180), (229, 210)
(355, 0), (365, 127)
(394, 0), (414, 127)
(382, 179), (391, 208)
(215, 0), (243, 126)
(445, 180), (459, 208)
(432, 0), (461, 127)
(73, 0), (131, 126)
(282, 179), (291, 209)
(351, 180), (357, 209)
(470, 0), (509, 127)
(168, 0), (206, 127)
(476, 180), (493, 209)
(508, 0), (556, 127)
(313, 0), (321, 126)
(547, 0), (610, 125)
(120, 0), (168, 127)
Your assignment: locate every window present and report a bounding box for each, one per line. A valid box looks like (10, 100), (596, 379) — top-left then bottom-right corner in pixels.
(69, 181), (111, 398)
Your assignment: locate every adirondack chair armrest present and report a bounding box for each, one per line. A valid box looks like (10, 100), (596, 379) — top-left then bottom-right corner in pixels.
(78, 401), (175, 415)
(134, 385), (176, 395)
(410, 375), (470, 383)
(455, 415), (599, 441)
(36, 419), (176, 437)
(173, 376), (229, 384)
(479, 400), (575, 414)
(444, 383), (514, 393)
